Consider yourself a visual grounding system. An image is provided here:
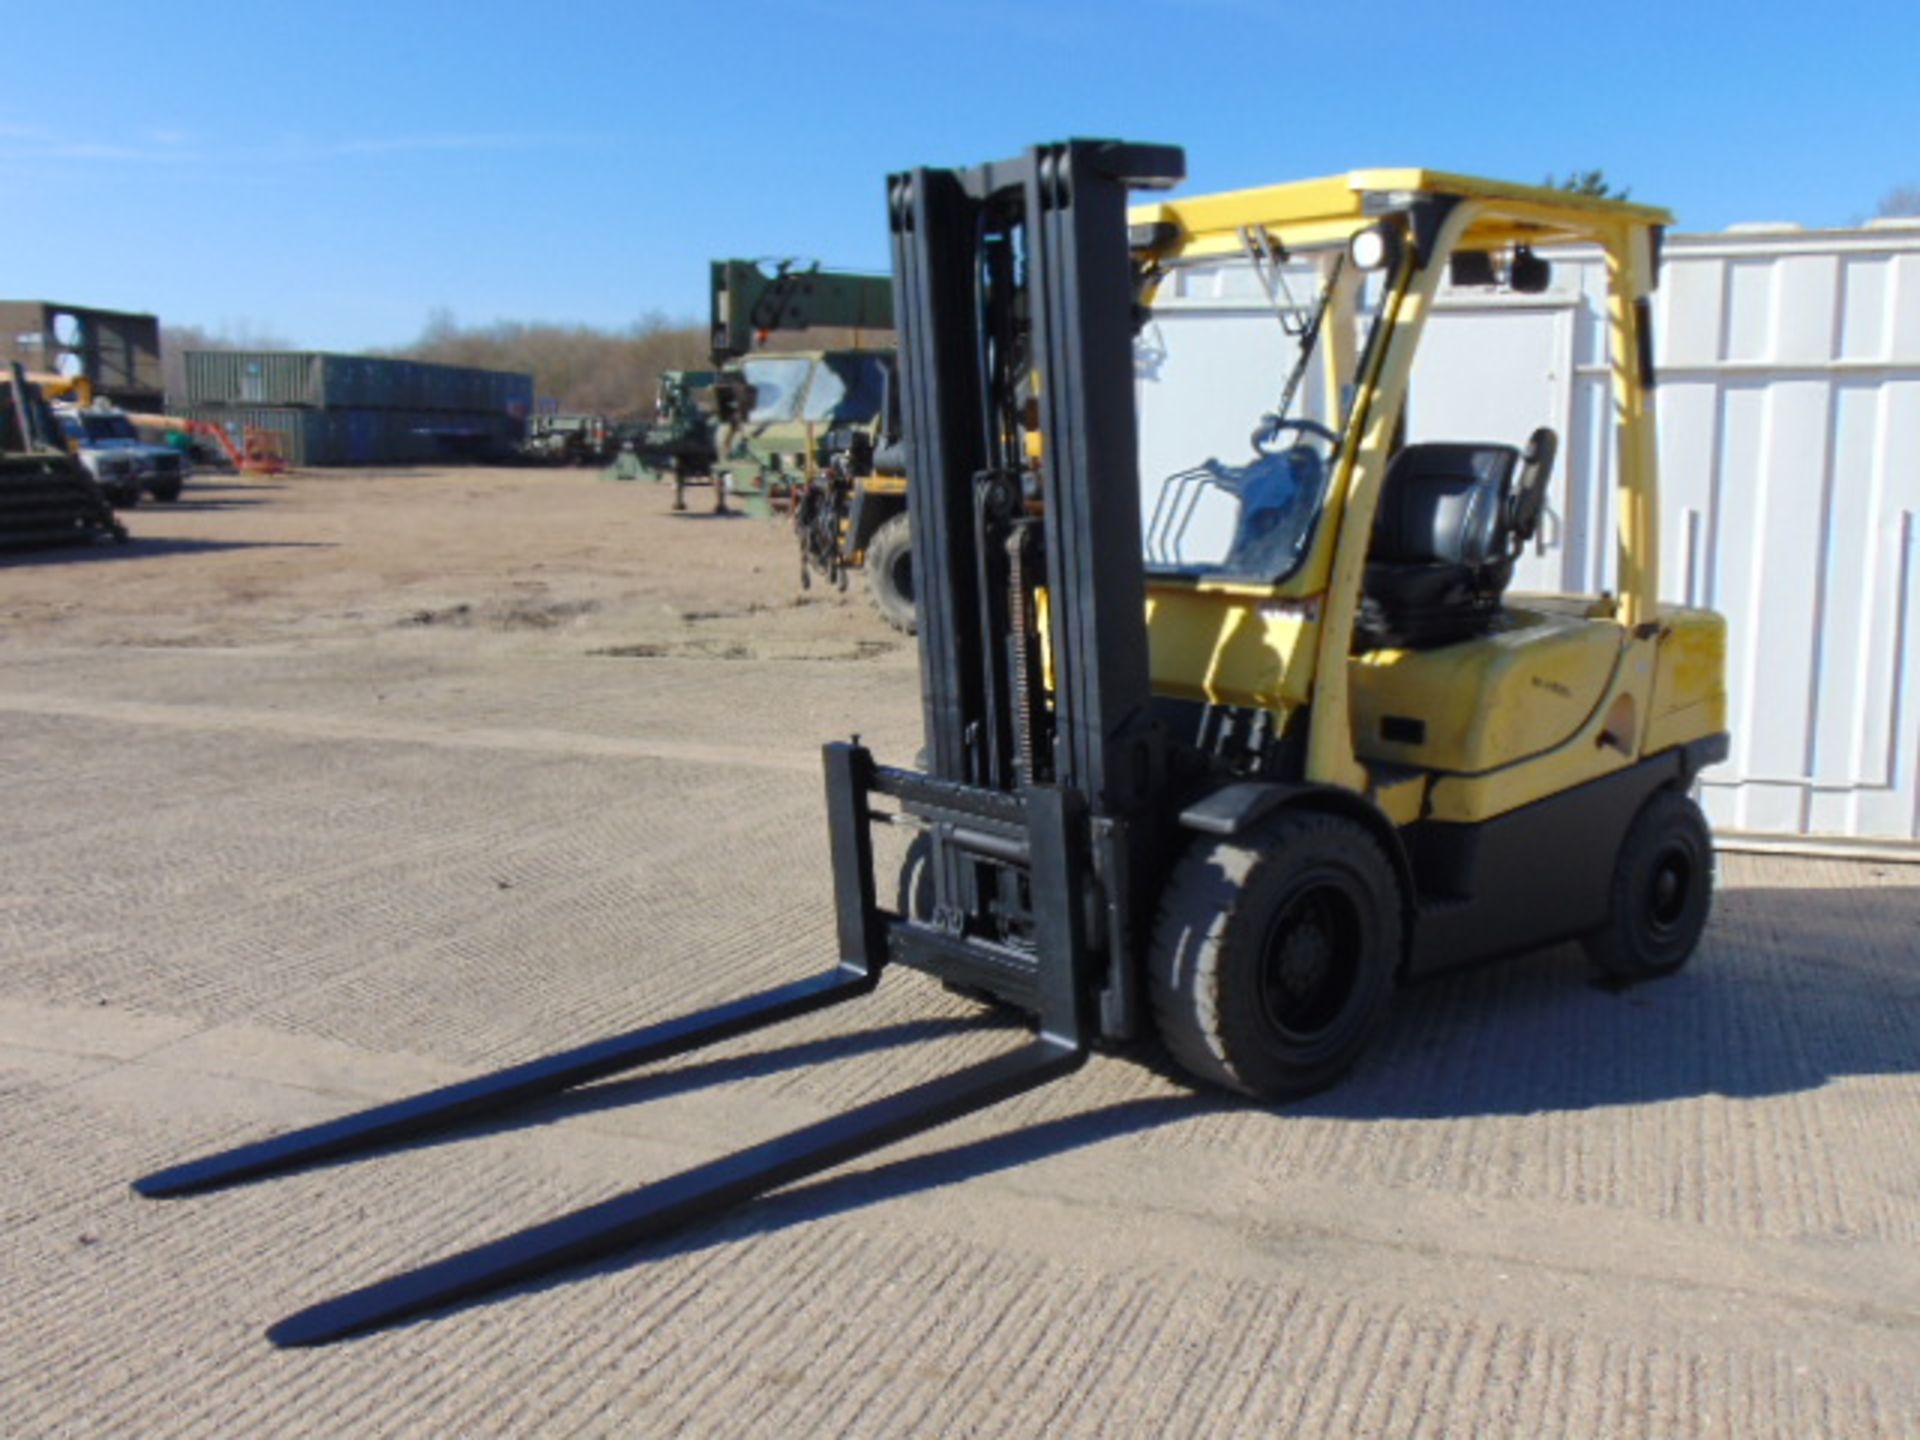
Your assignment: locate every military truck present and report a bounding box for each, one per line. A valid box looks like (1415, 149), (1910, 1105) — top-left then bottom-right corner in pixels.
(604, 369), (722, 508)
(709, 348), (891, 513)
(521, 413), (613, 466)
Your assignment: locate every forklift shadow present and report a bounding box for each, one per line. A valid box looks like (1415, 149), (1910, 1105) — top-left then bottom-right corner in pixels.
(650, 875), (1919, 1256)
(352, 881), (1920, 1336)
(485, 1092), (1219, 1318)
(1297, 879), (1920, 1121)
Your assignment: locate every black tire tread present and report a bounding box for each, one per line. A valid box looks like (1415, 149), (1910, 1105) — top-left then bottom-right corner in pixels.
(864, 511), (916, 635)
(1149, 809), (1401, 1099)
(1582, 788), (1714, 981)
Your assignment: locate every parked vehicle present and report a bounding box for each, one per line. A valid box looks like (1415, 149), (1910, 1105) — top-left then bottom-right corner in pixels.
(53, 403), (188, 504)
(520, 413), (613, 466)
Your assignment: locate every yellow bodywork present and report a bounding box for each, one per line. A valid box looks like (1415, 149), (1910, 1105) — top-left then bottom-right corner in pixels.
(1144, 580), (1319, 710)
(1129, 168), (1672, 264)
(1106, 170), (1719, 827)
(1349, 605), (1625, 777)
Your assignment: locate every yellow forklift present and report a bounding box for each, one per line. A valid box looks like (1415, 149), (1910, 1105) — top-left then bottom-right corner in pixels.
(135, 142), (1726, 1345)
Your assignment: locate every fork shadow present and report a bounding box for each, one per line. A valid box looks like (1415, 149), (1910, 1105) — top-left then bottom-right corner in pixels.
(268, 877), (1920, 1338)
(244, 1012), (1007, 1186)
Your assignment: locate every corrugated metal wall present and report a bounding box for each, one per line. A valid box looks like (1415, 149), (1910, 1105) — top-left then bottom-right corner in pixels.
(182, 352), (535, 416)
(185, 407), (524, 467)
(1136, 223), (1920, 848)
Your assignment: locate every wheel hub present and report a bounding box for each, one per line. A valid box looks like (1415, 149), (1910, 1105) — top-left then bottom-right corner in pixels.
(1275, 921), (1333, 998)
(1258, 890), (1359, 1041)
(1650, 851), (1691, 929)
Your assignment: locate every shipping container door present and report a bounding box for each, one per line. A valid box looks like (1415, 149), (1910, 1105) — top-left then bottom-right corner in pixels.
(343, 410), (373, 464)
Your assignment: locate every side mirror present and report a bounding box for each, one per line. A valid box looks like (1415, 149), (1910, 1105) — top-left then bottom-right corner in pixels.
(1509, 245), (1552, 294)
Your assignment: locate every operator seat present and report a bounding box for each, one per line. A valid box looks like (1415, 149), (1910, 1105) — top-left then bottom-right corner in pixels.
(1355, 428), (1557, 650)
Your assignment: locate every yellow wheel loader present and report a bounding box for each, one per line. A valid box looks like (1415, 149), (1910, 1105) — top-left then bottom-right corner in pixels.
(134, 142), (1725, 1346)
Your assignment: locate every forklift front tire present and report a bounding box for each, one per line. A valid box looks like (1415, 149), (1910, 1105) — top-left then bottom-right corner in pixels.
(1582, 788), (1714, 983)
(1149, 810), (1401, 1101)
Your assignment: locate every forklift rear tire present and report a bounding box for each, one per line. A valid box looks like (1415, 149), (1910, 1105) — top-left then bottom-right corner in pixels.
(865, 513), (917, 635)
(1581, 788), (1714, 982)
(1149, 810), (1401, 1101)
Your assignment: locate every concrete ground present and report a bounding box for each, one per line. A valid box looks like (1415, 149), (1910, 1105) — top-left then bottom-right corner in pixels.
(2, 467), (1916, 1437)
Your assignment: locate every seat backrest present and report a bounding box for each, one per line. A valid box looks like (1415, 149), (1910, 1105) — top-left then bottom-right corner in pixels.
(1370, 442), (1520, 569)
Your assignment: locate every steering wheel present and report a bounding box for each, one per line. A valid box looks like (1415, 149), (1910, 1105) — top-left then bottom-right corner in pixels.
(1251, 415), (1338, 457)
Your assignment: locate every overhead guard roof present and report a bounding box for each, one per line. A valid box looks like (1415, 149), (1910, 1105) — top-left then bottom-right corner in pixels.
(1131, 168), (1674, 258)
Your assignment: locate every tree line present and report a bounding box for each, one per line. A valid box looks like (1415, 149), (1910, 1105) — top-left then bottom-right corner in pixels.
(393, 309), (709, 418)
(160, 312), (710, 420)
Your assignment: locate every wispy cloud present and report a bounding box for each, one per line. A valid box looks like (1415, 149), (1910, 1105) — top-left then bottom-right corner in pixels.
(0, 138), (203, 163)
(0, 119), (200, 164)
(310, 132), (588, 158)
(0, 125), (598, 168)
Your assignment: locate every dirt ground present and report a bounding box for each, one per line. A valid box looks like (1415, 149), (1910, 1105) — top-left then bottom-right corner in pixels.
(2, 467), (1916, 1437)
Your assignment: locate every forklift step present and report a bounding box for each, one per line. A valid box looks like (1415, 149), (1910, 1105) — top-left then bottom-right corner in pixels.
(269, 1036), (1084, 1346)
(133, 967), (875, 1199)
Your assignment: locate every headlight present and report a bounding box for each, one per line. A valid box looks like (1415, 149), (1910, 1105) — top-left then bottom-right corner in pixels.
(1348, 222), (1404, 272)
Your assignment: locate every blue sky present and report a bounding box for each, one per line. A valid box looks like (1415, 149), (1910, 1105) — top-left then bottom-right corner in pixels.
(4, 0), (1914, 352)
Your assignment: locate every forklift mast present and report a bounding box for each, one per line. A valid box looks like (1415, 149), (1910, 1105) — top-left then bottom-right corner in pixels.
(890, 141), (1178, 810)
(127, 143), (1198, 1350)
(886, 140), (1183, 1039)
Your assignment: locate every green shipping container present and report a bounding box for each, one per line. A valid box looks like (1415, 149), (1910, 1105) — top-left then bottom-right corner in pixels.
(183, 352), (533, 416)
(190, 405), (523, 466)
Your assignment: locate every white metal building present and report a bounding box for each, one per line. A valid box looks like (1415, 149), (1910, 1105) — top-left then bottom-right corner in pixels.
(1135, 220), (1920, 851)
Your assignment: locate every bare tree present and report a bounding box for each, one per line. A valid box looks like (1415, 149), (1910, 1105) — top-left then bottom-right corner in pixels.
(391, 312), (709, 419)
(1877, 185), (1920, 219)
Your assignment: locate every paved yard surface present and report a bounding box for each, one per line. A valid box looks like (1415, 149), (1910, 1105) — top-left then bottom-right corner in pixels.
(2, 468), (1916, 1437)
